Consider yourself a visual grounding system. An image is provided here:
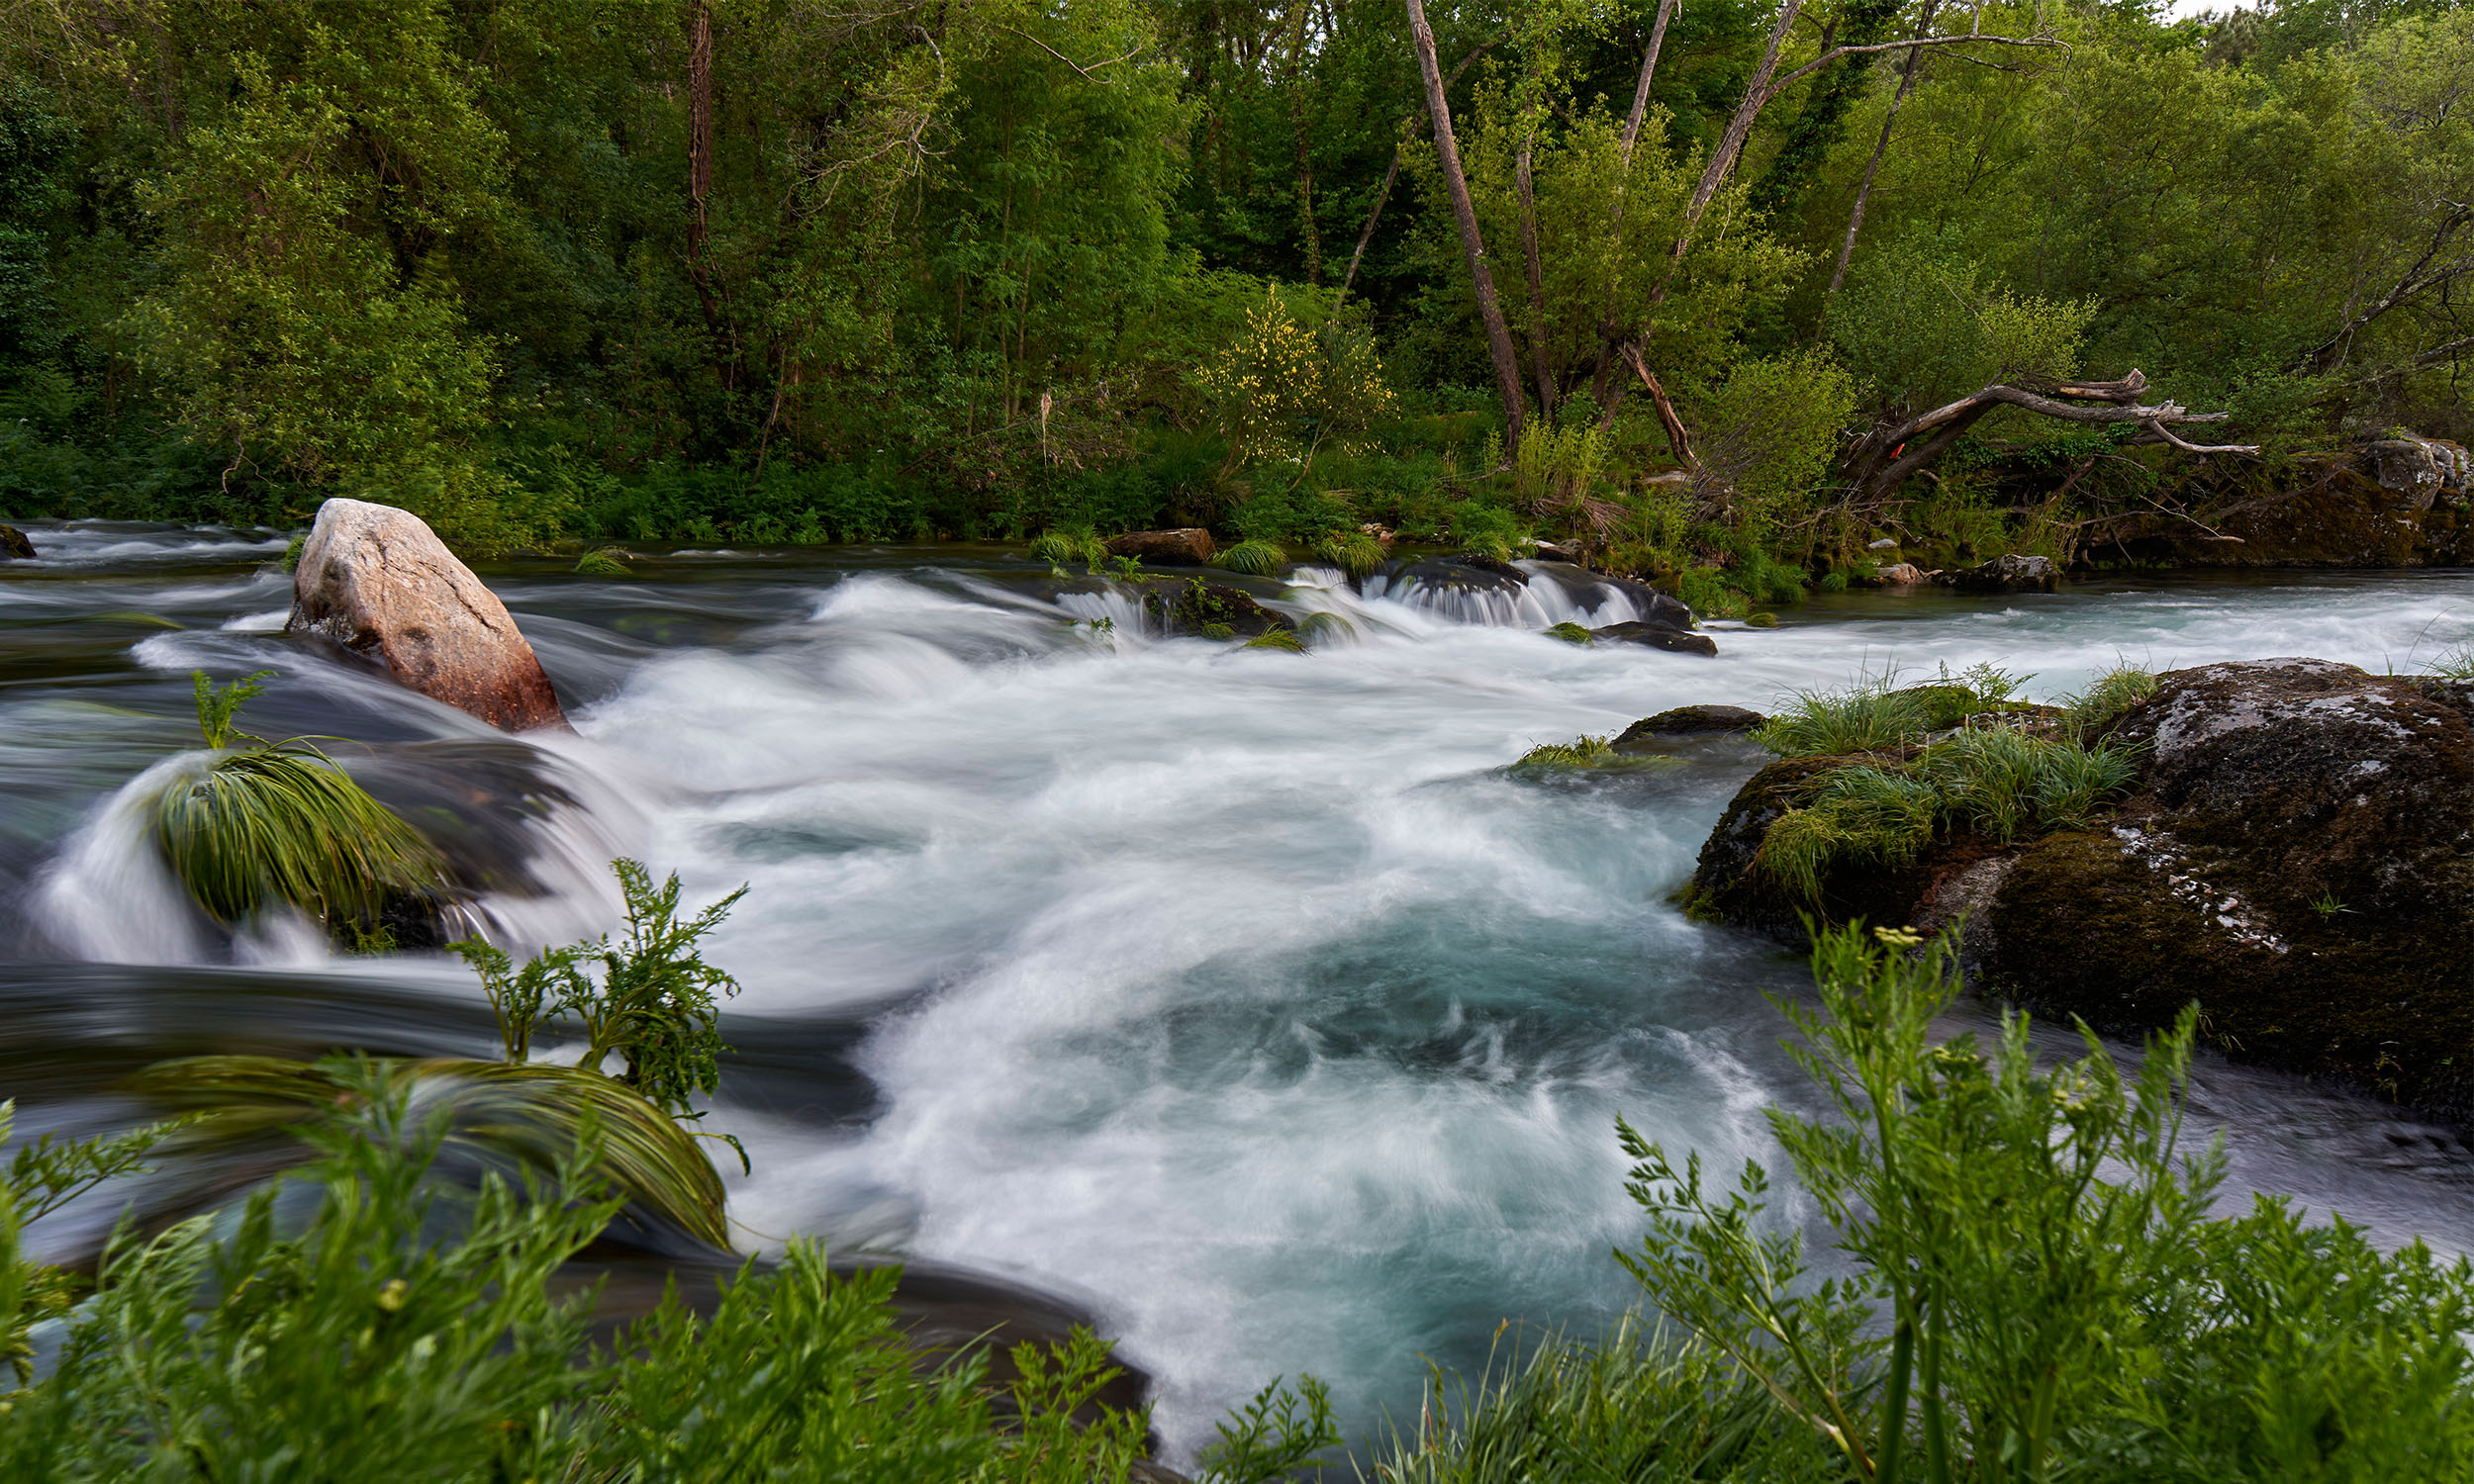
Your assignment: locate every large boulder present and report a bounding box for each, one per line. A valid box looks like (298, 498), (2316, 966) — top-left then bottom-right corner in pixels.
(287, 499), (568, 732)
(1937, 553), (2057, 593)
(1589, 620), (1718, 657)
(1684, 657), (2474, 1119)
(0, 522), (33, 559)
(1616, 704), (1765, 745)
(1104, 528), (1214, 567)
(1142, 577), (1290, 638)
(1986, 659), (2474, 1117)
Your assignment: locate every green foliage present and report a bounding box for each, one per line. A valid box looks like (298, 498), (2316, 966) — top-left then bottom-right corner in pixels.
(1215, 538), (1287, 576)
(1311, 530), (1389, 578)
(1758, 725), (2141, 896)
(1755, 681), (1932, 758)
(0, 1070), (1166, 1481)
(1544, 620), (1593, 644)
(1834, 236), (2100, 420)
(1688, 350), (1860, 518)
(190, 668), (269, 751)
(1370, 1317), (1840, 1484)
(1514, 734), (1616, 770)
(1242, 628), (1306, 652)
(574, 546), (630, 577)
(451, 860), (748, 1141)
(1, 1102), (185, 1384)
(1617, 922), (2474, 1482)
(154, 672), (444, 935)
(1198, 1376), (1344, 1484)
(2059, 663), (2162, 740)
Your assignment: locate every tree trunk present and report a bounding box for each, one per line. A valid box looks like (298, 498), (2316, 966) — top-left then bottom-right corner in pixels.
(1825, 0), (1939, 304)
(685, 0), (730, 386)
(1339, 149), (1400, 301)
(1286, 0), (1322, 284)
(1619, 0), (1681, 159)
(1515, 127), (1556, 419)
(1404, 0), (1528, 450)
(1596, 0), (1806, 431)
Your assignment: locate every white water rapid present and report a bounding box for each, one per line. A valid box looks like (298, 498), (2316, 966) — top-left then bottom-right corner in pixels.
(7, 525), (2474, 1461)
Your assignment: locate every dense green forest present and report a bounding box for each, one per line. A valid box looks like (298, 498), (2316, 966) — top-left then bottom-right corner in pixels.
(0, 0), (2467, 583)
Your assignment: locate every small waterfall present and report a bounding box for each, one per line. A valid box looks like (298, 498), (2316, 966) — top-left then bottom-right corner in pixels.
(33, 754), (217, 964)
(1354, 559), (1651, 628)
(29, 740), (649, 966)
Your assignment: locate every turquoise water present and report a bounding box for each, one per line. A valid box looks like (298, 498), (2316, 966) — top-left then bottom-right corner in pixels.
(7, 524), (2473, 1459)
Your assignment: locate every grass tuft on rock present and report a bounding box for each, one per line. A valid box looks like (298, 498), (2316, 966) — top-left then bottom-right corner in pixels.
(1544, 621), (1593, 644)
(1515, 734), (1616, 770)
(574, 546), (630, 576)
(1242, 627), (1305, 652)
(2058, 661), (2161, 740)
(153, 672), (444, 936)
(1215, 538), (1286, 576)
(1756, 724), (2141, 896)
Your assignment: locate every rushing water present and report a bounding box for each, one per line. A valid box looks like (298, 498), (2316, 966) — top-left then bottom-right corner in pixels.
(7, 520), (2474, 1459)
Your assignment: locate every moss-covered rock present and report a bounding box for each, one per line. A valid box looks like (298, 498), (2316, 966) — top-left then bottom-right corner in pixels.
(1142, 578), (1289, 639)
(1684, 755), (1933, 939)
(1684, 657), (2474, 1118)
(1984, 659), (2474, 1117)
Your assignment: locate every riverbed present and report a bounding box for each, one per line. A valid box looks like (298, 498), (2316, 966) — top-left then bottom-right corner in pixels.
(6, 522), (2472, 1458)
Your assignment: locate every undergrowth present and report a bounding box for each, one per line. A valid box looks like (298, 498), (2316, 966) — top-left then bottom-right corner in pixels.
(1750, 665), (2151, 899)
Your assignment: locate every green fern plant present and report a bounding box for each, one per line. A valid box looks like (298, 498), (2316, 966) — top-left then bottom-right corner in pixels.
(153, 672), (444, 935)
(452, 861), (750, 1166)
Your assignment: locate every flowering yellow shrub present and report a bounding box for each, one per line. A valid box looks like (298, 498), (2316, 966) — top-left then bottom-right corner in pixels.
(1194, 291), (1396, 466)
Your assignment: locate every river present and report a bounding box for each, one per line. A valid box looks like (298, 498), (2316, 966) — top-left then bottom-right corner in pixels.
(6, 521), (2472, 1460)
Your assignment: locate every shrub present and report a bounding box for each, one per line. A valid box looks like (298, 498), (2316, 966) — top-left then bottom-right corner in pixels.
(1616, 922), (2474, 1482)
(451, 861), (748, 1154)
(153, 672), (444, 937)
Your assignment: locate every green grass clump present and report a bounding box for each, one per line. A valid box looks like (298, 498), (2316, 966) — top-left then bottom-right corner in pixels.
(1544, 621), (1592, 644)
(1757, 725), (2140, 896)
(1215, 538), (1287, 576)
(574, 546), (630, 576)
(1311, 531), (1388, 578)
(1243, 627), (1306, 652)
(1817, 570), (1849, 594)
(1755, 683), (1930, 757)
(1754, 765), (1941, 899)
(1746, 611), (1778, 628)
(1515, 734), (1615, 769)
(153, 672), (444, 936)
(2059, 661), (2161, 740)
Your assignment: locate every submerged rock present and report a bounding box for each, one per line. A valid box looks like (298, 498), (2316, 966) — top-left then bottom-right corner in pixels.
(1589, 620), (1718, 657)
(1104, 528), (1214, 567)
(287, 499), (568, 732)
(1615, 704), (1765, 745)
(1686, 657), (2474, 1120)
(1937, 553), (2057, 593)
(0, 522), (32, 559)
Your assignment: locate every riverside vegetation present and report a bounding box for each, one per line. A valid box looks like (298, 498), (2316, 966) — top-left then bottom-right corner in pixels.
(7, 921), (2470, 1479)
(1, 0), (2469, 592)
